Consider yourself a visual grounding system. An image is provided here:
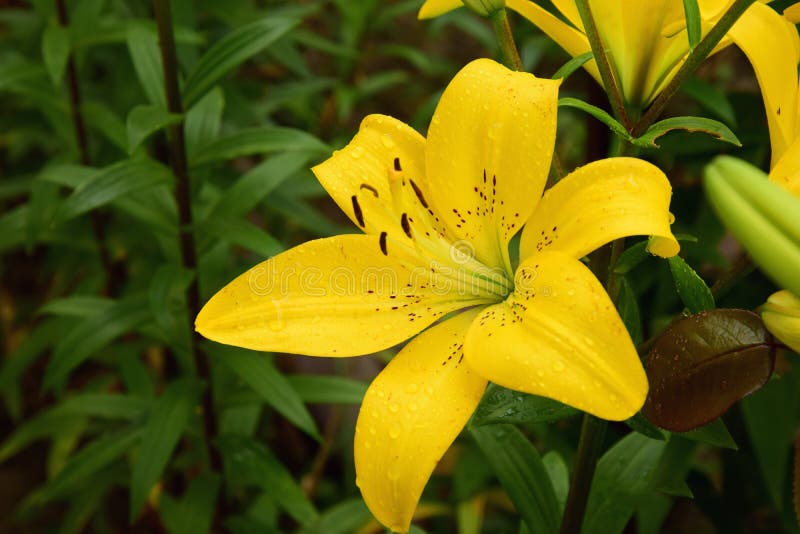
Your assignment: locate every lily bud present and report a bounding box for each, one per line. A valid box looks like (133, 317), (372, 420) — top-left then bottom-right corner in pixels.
(704, 156), (800, 297)
(761, 290), (800, 353)
(462, 0), (506, 17)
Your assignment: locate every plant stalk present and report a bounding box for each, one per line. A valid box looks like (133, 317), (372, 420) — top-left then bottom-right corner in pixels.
(490, 9), (523, 71)
(55, 0), (114, 295)
(574, 0), (631, 129)
(631, 0), (756, 137)
(153, 0), (222, 480)
(559, 414), (607, 534)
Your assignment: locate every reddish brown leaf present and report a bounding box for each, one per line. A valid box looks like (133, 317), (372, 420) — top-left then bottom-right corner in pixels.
(642, 309), (775, 432)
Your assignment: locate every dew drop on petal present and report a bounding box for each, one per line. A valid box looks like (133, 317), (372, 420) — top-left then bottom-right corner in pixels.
(389, 424), (401, 439)
(389, 402), (400, 413)
(405, 383), (419, 394)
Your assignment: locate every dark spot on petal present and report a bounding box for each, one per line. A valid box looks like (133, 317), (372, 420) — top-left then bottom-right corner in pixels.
(351, 195), (365, 227)
(409, 179), (429, 208)
(379, 232), (388, 255)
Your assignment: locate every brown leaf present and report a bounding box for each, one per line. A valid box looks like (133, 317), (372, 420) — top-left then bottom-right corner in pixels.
(642, 309), (775, 432)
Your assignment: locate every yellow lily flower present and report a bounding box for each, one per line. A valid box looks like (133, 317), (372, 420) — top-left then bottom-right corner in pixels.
(196, 58), (679, 532)
(761, 290), (800, 353)
(419, 0), (783, 108)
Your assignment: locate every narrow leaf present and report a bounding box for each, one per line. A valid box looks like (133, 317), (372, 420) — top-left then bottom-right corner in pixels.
(642, 309), (774, 432)
(616, 276), (643, 344)
(542, 451), (569, 513)
(182, 17), (297, 108)
(185, 88), (225, 160)
(215, 347), (319, 440)
(201, 215), (284, 258)
(42, 24), (70, 85)
(471, 424), (561, 533)
(300, 499), (373, 534)
(130, 379), (204, 520)
(551, 51), (594, 81)
(470, 384), (578, 427)
(679, 418), (738, 449)
(286, 375), (368, 405)
(558, 97), (632, 142)
(160, 474), (221, 534)
(126, 104), (183, 154)
(190, 127), (328, 167)
(625, 412), (666, 441)
(126, 23), (165, 106)
(633, 116), (741, 148)
(682, 0), (702, 48)
(681, 77), (736, 125)
(668, 255), (715, 313)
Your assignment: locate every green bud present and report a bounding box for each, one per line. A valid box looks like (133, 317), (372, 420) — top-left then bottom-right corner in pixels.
(704, 156), (800, 297)
(761, 290), (800, 353)
(462, 0), (506, 17)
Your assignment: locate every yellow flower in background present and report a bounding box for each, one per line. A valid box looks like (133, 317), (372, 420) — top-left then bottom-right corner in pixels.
(196, 58), (679, 532)
(420, 0), (794, 108)
(762, 291), (800, 353)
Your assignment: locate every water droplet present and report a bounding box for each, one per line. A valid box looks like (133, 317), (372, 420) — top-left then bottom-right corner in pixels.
(668, 212), (676, 224)
(389, 402), (400, 413)
(625, 176), (641, 192)
(387, 464), (401, 480)
(268, 319), (285, 331)
(567, 288), (575, 296)
(380, 134), (394, 148)
(553, 360), (565, 372)
(405, 383), (419, 394)
(383, 323), (393, 330)
(389, 424), (401, 439)
(351, 146), (365, 159)
(408, 402), (418, 412)
(536, 369), (545, 378)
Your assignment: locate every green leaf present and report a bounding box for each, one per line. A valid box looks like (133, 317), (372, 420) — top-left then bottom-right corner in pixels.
(126, 23), (165, 106)
(126, 104), (183, 154)
(38, 295), (113, 317)
(471, 424), (561, 533)
(210, 151), (313, 218)
(217, 434), (318, 526)
(613, 241), (649, 275)
(679, 418), (738, 449)
(558, 97), (632, 142)
(201, 215), (284, 258)
(582, 433), (666, 534)
(43, 295), (151, 391)
(682, 0), (701, 48)
(300, 499), (373, 534)
(182, 17), (298, 108)
(668, 255), (715, 313)
(161, 474), (221, 534)
(185, 87), (225, 160)
(642, 309), (773, 432)
(190, 127), (328, 167)
(542, 451), (569, 513)
(616, 276), (642, 345)
(470, 384), (578, 427)
(742, 373), (800, 507)
(286, 375), (368, 404)
(633, 116), (741, 148)
(0, 410), (85, 464)
(681, 77), (736, 125)
(130, 378), (204, 520)
(82, 101), (129, 151)
(551, 51), (593, 81)
(36, 427), (143, 504)
(148, 264), (194, 340)
(214, 346), (319, 440)
(56, 158), (173, 222)
(626, 412), (666, 441)
(42, 24), (70, 85)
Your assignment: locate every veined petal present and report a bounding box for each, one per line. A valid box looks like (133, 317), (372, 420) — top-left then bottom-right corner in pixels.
(519, 158), (679, 262)
(761, 290), (800, 353)
(355, 309), (486, 533)
(312, 115), (427, 238)
(464, 251), (647, 420)
(418, 0), (463, 19)
(726, 1), (800, 166)
(425, 58), (560, 272)
(196, 235), (490, 356)
(507, 0), (598, 81)
(770, 136), (800, 196)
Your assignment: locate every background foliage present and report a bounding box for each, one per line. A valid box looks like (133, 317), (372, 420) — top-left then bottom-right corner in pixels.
(0, 0), (798, 532)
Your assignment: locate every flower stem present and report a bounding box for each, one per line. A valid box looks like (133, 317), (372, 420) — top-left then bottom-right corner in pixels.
(490, 9), (523, 71)
(574, 0), (631, 130)
(153, 0), (223, 491)
(55, 0), (114, 295)
(631, 0), (756, 137)
(559, 414), (607, 534)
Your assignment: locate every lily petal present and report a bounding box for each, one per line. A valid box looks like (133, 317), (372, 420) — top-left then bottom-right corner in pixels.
(312, 114), (427, 238)
(425, 58), (560, 271)
(519, 157), (679, 262)
(761, 289), (800, 354)
(355, 309), (486, 533)
(464, 251), (647, 421)
(770, 136), (800, 196)
(726, 1), (800, 165)
(196, 235), (491, 356)
(418, 0), (463, 19)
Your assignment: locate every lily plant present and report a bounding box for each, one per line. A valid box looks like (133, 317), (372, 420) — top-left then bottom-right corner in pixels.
(420, 0), (799, 110)
(196, 58), (679, 532)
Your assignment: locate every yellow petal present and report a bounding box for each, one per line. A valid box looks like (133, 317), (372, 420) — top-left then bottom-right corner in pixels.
(425, 58), (560, 271)
(770, 136), (800, 196)
(726, 1), (800, 166)
(355, 310), (487, 532)
(761, 290), (800, 354)
(312, 114), (427, 237)
(418, 0), (463, 19)
(196, 235), (491, 356)
(464, 251), (647, 420)
(507, 0), (598, 82)
(519, 157), (679, 262)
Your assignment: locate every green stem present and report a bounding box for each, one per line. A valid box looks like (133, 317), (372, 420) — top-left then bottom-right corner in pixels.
(631, 0), (756, 137)
(574, 0), (630, 129)
(490, 9), (523, 71)
(55, 0), (114, 295)
(153, 0), (223, 490)
(559, 414), (607, 534)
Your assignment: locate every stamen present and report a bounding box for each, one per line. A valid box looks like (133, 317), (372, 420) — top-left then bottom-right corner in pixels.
(409, 179), (429, 208)
(360, 183), (379, 197)
(400, 213), (412, 238)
